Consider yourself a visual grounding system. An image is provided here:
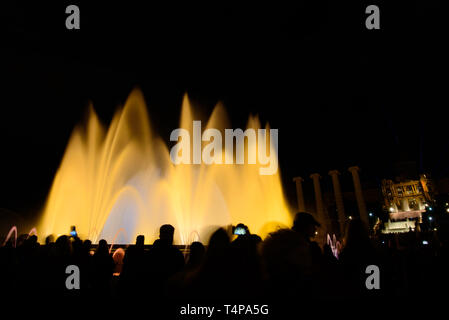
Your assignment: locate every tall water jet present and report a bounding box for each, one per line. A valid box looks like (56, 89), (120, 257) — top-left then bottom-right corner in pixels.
(39, 89), (292, 244)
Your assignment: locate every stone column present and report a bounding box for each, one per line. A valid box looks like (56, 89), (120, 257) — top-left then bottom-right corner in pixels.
(293, 177), (306, 212)
(329, 170), (346, 235)
(348, 166), (369, 227)
(402, 198), (410, 212)
(310, 173), (325, 226)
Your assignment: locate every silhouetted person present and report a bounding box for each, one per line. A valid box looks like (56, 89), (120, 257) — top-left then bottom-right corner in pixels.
(339, 218), (382, 299)
(261, 228), (313, 298)
(71, 236), (83, 265)
(82, 239), (92, 255)
(292, 212), (321, 243)
(16, 235), (40, 292)
(147, 225), (184, 300)
(165, 241), (205, 299)
(77, 239), (93, 292)
(43, 235), (73, 296)
(119, 235), (146, 298)
(189, 228), (231, 300)
(91, 239), (114, 296)
(45, 235), (54, 246)
(136, 234), (145, 248)
(293, 212), (324, 273)
(177, 228), (232, 301)
(185, 241), (205, 270)
(230, 228), (265, 299)
(0, 234), (19, 295)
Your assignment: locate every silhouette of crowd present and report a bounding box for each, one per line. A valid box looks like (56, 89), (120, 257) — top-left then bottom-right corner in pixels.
(1, 213), (449, 311)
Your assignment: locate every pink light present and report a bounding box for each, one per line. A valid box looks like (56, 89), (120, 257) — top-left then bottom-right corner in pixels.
(2, 226), (17, 248)
(109, 228), (127, 254)
(327, 233), (341, 259)
(27, 227), (38, 238)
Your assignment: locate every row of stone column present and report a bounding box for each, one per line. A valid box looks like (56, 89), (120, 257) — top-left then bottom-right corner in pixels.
(293, 166), (368, 236)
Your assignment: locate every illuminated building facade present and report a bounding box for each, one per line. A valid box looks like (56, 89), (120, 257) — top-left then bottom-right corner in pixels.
(381, 174), (434, 233)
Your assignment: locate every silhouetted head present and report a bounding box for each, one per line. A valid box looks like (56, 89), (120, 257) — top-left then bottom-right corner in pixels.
(55, 235), (71, 256)
(207, 228), (230, 255)
(292, 212), (320, 240)
(28, 235), (38, 245)
(187, 241), (206, 268)
(159, 224), (175, 244)
(261, 228), (312, 278)
(45, 234), (54, 245)
(72, 236), (83, 252)
(136, 235), (145, 247)
(96, 239), (109, 255)
(83, 239), (92, 251)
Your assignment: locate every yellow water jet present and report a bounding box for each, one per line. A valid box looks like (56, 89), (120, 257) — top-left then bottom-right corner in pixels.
(39, 89), (293, 244)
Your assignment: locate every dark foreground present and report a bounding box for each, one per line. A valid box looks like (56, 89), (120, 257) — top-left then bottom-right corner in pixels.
(1, 218), (449, 318)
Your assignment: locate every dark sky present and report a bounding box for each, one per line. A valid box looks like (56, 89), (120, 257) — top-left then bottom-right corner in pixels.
(1, 1), (447, 216)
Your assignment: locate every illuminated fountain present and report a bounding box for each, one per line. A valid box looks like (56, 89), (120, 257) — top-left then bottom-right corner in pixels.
(38, 89), (292, 244)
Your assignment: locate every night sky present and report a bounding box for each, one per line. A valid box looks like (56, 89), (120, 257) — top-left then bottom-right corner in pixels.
(1, 1), (447, 218)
